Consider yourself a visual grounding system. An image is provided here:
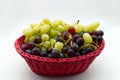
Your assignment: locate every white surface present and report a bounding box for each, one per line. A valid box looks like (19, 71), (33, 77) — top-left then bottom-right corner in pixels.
(0, 0), (120, 80)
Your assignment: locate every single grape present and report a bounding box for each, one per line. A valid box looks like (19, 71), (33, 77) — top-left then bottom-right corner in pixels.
(54, 42), (64, 51)
(21, 44), (27, 51)
(23, 28), (33, 37)
(32, 47), (40, 55)
(29, 35), (35, 42)
(68, 49), (75, 57)
(72, 34), (80, 42)
(56, 25), (65, 32)
(56, 35), (63, 42)
(48, 53), (52, 58)
(60, 53), (64, 58)
(32, 25), (41, 34)
(97, 36), (103, 44)
(75, 52), (80, 56)
(89, 30), (97, 35)
(68, 27), (75, 35)
(79, 31), (84, 37)
(74, 25), (83, 33)
(79, 49), (86, 55)
(64, 24), (70, 30)
(44, 41), (51, 49)
(51, 49), (60, 58)
(71, 43), (79, 52)
(92, 35), (97, 42)
(40, 24), (50, 34)
(49, 29), (58, 37)
(51, 20), (59, 29)
(43, 18), (51, 24)
(83, 33), (93, 44)
(41, 34), (49, 42)
(62, 46), (69, 53)
(27, 42), (35, 50)
(85, 46), (94, 53)
(25, 49), (32, 54)
(61, 31), (70, 40)
(76, 37), (84, 46)
(84, 22), (100, 32)
(24, 37), (29, 43)
(40, 51), (48, 57)
(34, 36), (42, 44)
(50, 39), (56, 46)
(97, 30), (104, 36)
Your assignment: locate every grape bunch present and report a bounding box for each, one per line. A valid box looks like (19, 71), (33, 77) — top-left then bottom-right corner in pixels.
(21, 18), (104, 58)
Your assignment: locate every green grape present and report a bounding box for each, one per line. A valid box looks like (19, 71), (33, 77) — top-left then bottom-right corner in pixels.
(83, 33), (93, 44)
(41, 47), (47, 51)
(24, 37), (29, 43)
(74, 25), (83, 33)
(30, 23), (39, 29)
(50, 39), (56, 46)
(55, 25), (65, 32)
(43, 18), (51, 24)
(41, 34), (49, 42)
(64, 24), (70, 30)
(49, 29), (58, 37)
(40, 24), (50, 34)
(32, 25), (41, 34)
(39, 21), (45, 26)
(84, 22), (100, 32)
(29, 35), (35, 42)
(54, 42), (64, 51)
(57, 20), (66, 26)
(51, 20), (59, 29)
(44, 41), (51, 49)
(23, 28), (33, 37)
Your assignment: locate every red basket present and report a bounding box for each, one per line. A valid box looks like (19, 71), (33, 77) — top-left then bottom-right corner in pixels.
(14, 36), (105, 76)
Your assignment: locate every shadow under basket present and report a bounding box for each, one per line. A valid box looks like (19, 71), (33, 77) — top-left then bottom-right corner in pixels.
(14, 36), (105, 77)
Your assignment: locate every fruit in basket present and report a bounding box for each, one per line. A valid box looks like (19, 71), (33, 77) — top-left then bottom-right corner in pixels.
(21, 18), (104, 58)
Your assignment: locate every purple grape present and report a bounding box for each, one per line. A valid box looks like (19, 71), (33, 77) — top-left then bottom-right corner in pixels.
(51, 49), (60, 58)
(86, 47), (94, 53)
(68, 27), (75, 35)
(27, 42), (35, 50)
(56, 35), (63, 42)
(40, 51), (47, 57)
(60, 53), (64, 58)
(62, 46), (69, 53)
(97, 30), (104, 36)
(68, 49), (75, 57)
(97, 36), (103, 44)
(79, 31), (84, 37)
(89, 30), (97, 35)
(21, 44), (27, 51)
(79, 49), (86, 55)
(32, 47), (40, 55)
(34, 36), (42, 44)
(25, 49), (32, 54)
(62, 31), (70, 40)
(92, 35), (97, 42)
(76, 37), (84, 46)
(72, 34), (80, 42)
(71, 43), (79, 52)
(75, 52), (80, 56)
(48, 54), (52, 58)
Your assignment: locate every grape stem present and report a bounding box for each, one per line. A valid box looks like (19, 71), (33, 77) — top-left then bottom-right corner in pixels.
(77, 20), (80, 24)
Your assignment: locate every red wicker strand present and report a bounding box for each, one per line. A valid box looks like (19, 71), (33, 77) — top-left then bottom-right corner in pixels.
(14, 36), (105, 76)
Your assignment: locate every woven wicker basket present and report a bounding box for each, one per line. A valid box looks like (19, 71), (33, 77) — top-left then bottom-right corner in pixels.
(14, 36), (105, 76)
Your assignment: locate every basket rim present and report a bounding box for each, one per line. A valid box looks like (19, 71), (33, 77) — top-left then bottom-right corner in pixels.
(14, 36), (105, 63)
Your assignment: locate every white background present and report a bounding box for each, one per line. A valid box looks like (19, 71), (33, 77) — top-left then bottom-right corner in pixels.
(0, 0), (120, 80)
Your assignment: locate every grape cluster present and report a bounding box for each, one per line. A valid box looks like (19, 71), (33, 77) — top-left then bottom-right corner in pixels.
(21, 18), (104, 58)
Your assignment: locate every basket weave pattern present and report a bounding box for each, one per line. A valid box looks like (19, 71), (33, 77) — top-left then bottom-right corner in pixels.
(15, 36), (105, 76)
